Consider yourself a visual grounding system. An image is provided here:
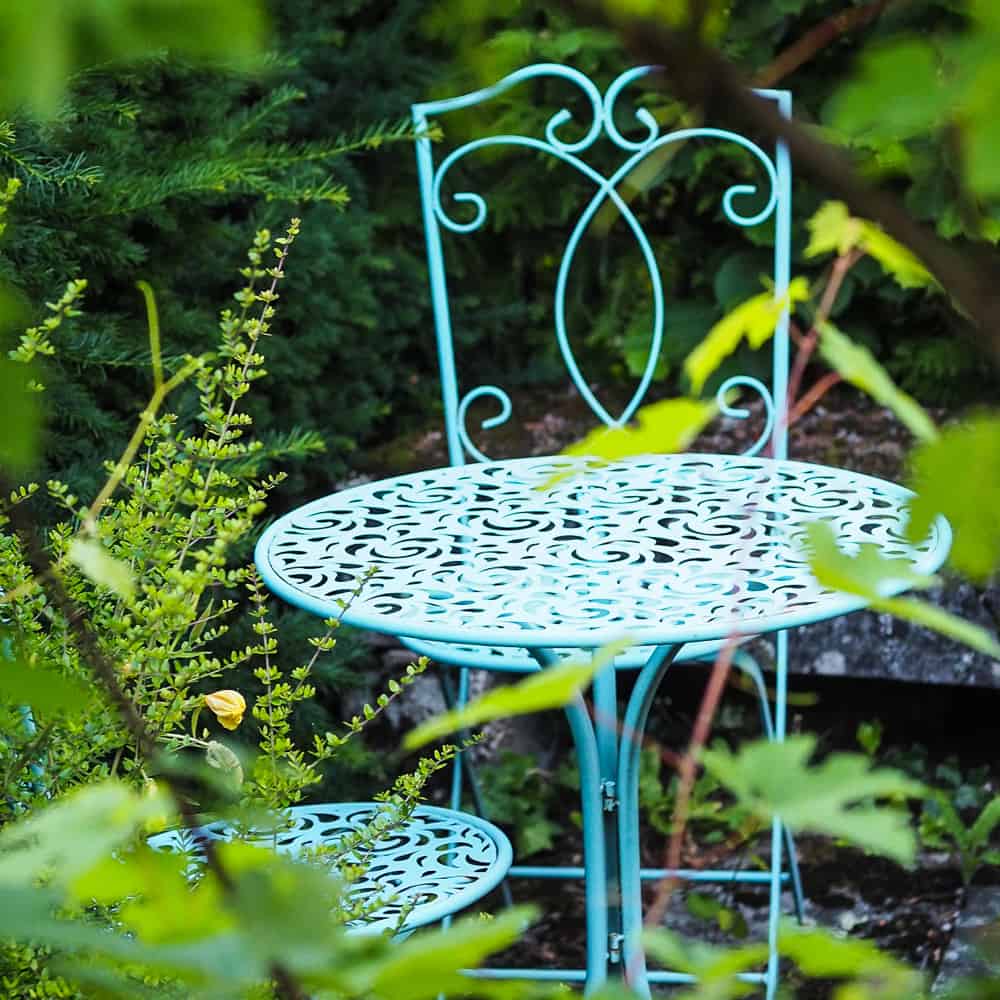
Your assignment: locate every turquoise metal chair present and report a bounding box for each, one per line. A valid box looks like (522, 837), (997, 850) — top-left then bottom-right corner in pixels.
(409, 64), (803, 993)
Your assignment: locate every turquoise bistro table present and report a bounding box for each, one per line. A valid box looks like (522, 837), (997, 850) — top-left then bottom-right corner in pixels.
(255, 453), (950, 995)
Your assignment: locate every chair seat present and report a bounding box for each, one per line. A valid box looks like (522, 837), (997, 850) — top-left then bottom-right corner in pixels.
(147, 802), (512, 934)
(399, 635), (746, 673)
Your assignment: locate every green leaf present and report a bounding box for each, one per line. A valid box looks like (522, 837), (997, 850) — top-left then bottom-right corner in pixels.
(804, 201), (861, 258)
(643, 927), (767, 992)
(806, 521), (1000, 659)
(907, 412), (1000, 581)
(713, 250), (774, 312)
(610, 0), (728, 40)
(829, 38), (956, 141)
(0, 656), (93, 714)
(0, 355), (40, 472)
(805, 521), (938, 597)
(68, 537), (135, 599)
(818, 322), (938, 442)
(683, 277), (809, 395)
(0, 781), (173, 889)
(779, 924), (923, 990)
(363, 907), (536, 1000)
(968, 796), (1000, 850)
(701, 735), (924, 864)
(858, 224), (935, 290)
(561, 397), (719, 463)
(805, 202), (934, 289)
(0, 0), (267, 117)
(877, 595), (1000, 658)
(404, 640), (631, 749)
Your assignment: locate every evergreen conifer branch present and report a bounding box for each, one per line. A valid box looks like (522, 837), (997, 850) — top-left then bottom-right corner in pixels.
(223, 83), (306, 142)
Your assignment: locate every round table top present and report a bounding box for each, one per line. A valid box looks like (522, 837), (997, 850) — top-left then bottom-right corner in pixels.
(147, 803), (512, 934)
(255, 454), (951, 650)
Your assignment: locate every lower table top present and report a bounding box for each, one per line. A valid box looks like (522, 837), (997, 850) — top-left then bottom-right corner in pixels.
(255, 454), (950, 649)
(147, 803), (512, 933)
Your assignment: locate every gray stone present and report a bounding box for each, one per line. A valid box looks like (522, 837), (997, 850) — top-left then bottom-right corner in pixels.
(779, 578), (1000, 688)
(933, 886), (1000, 994)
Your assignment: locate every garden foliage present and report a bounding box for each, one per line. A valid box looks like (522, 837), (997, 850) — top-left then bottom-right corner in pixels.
(3, 1), (1000, 998)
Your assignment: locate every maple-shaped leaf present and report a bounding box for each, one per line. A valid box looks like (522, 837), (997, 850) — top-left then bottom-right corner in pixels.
(701, 735), (924, 863)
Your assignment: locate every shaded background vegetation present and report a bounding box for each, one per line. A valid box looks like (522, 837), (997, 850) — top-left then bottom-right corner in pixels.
(3, 0), (997, 797)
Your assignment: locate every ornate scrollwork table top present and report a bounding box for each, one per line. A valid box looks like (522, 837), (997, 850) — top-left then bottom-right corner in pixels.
(148, 803), (512, 934)
(255, 455), (951, 650)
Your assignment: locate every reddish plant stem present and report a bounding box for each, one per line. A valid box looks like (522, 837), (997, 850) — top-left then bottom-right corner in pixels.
(644, 637), (737, 930)
(783, 248), (862, 435)
(753, 0), (894, 88)
(789, 371), (843, 423)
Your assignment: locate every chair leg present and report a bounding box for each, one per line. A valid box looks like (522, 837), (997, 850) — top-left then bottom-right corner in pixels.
(731, 648), (806, 925)
(765, 816), (784, 1000)
(438, 668), (514, 909)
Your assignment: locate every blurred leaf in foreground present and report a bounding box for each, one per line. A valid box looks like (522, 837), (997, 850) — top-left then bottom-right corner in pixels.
(683, 277), (809, 394)
(67, 537), (136, 600)
(907, 412), (1000, 583)
(0, 356), (40, 472)
(0, 648), (93, 715)
(701, 734), (924, 864)
(806, 521), (1000, 658)
(818, 322), (937, 443)
(806, 200), (934, 289)
(563, 397), (720, 462)
(405, 639), (631, 749)
(0, 0), (268, 117)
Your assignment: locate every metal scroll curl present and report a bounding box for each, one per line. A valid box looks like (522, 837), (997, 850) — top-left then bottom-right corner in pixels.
(716, 376), (776, 457)
(457, 385), (513, 462)
(426, 66), (782, 451)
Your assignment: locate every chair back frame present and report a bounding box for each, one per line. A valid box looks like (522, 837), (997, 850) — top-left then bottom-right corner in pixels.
(412, 63), (792, 464)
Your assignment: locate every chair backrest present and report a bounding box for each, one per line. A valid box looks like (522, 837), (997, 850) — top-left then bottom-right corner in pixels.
(412, 64), (792, 465)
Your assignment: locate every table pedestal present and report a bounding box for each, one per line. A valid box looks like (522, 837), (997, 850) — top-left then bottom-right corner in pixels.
(465, 634), (798, 998)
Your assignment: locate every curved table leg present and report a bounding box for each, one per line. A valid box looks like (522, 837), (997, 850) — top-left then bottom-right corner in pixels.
(616, 643), (682, 997)
(533, 648), (609, 994)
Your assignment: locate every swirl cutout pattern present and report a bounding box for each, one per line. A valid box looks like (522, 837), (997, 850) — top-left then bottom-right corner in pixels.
(256, 455), (950, 649)
(148, 803), (510, 934)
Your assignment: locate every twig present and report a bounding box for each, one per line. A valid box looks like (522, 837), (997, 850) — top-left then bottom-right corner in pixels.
(753, 0), (895, 88)
(784, 247), (862, 418)
(788, 370), (843, 423)
(644, 637), (738, 931)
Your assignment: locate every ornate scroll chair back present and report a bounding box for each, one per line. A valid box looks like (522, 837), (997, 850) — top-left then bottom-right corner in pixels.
(411, 63), (793, 468)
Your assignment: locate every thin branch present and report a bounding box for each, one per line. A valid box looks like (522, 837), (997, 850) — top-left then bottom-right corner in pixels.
(753, 0), (894, 88)
(568, 0), (1000, 367)
(643, 638), (737, 933)
(789, 370), (843, 423)
(785, 247), (862, 413)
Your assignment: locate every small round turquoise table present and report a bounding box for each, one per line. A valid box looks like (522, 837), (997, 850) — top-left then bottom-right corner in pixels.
(148, 802), (512, 935)
(255, 454), (951, 996)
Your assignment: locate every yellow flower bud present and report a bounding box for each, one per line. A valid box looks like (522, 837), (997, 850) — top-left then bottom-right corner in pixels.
(204, 689), (246, 731)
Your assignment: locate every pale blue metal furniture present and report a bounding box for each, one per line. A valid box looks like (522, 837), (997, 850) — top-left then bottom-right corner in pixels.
(409, 61), (798, 992)
(149, 802), (513, 935)
(255, 455), (950, 994)
(253, 63), (951, 996)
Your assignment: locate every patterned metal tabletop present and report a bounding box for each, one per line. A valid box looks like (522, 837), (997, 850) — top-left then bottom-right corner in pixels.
(148, 803), (512, 933)
(255, 454), (950, 650)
